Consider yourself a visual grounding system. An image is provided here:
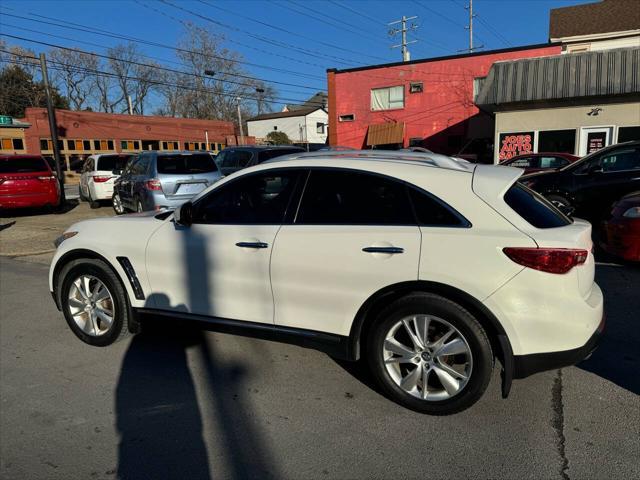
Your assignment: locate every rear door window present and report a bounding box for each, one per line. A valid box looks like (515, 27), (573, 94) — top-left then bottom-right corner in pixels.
(157, 153), (217, 174)
(296, 170), (414, 225)
(408, 188), (468, 226)
(506, 183), (571, 228)
(0, 156), (48, 173)
(96, 155), (132, 172)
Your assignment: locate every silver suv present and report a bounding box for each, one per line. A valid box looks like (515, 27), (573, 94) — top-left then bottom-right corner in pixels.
(112, 151), (221, 213)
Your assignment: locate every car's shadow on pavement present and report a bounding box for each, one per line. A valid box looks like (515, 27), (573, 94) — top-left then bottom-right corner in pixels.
(0, 199), (79, 218)
(578, 261), (640, 395)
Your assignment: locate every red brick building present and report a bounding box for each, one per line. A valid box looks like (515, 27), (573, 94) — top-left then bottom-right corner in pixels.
(19, 108), (238, 167)
(327, 44), (561, 161)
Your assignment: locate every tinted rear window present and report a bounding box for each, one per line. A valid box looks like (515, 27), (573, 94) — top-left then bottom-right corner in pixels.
(157, 154), (217, 174)
(257, 148), (302, 163)
(505, 183), (571, 228)
(0, 157), (48, 173)
(408, 188), (468, 226)
(96, 155), (132, 171)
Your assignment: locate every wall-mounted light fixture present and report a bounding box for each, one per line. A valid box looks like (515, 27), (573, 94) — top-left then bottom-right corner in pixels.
(587, 107), (603, 116)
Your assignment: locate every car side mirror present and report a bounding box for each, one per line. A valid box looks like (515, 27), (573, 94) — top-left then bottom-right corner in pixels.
(174, 201), (193, 227)
(588, 165), (603, 174)
(112, 169), (122, 175)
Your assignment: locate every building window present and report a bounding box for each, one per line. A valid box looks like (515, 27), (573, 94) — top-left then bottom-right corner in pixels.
(498, 132), (534, 161)
(316, 122), (325, 134)
(409, 82), (423, 94)
(538, 129), (577, 154)
(94, 140), (101, 150)
(57, 140), (64, 151)
(339, 114), (355, 122)
(184, 142), (190, 150)
(67, 140), (76, 150)
(1, 138), (12, 150)
(217, 143), (223, 151)
(618, 126), (640, 143)
(40, 139), (51, 150)
(121, 140), (128, 150)
(107, 140), (114, 150)
(371, 85), (404, 111)
(83, 140), (91, 150)
(162, 141), (168, 150)
(13, 138), (24, 149)
(133, 140), (140, 150)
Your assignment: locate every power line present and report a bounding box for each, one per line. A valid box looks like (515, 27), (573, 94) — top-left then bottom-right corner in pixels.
(0, 9), (325, 81)
(159, 0), (363, 66)
(327, 0), (384, 27)
(0, 33), (323, 103)
(198, 0), (388, 63)
(412, 0), (464, 29)
(0, 53), (327, 107)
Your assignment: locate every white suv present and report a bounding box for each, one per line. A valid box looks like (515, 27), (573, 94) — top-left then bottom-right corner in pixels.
(79, 154), (134, 208)
(49, 151), (604, 414)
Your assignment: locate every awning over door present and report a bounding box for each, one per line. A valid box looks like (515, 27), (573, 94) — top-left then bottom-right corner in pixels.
(366, 122), (404, 146)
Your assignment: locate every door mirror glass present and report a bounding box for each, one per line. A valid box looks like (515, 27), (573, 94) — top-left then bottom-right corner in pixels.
(588, 164), (603, 174)
(174, 201), (193, 227)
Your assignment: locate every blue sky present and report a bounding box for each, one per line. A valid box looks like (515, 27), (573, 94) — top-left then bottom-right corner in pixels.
(0, 0), (589, 109)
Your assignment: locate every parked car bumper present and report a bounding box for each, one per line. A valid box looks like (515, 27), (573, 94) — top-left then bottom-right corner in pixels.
(0, 190), (59, 209)
(142, 191), (193, 211)
(512, 313), (604, 378)
(90, 182), (115, 201)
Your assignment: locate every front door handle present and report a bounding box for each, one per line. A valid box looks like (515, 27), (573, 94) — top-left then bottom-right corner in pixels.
(362, 246), (404, 254)
(236, 242), (269, 249)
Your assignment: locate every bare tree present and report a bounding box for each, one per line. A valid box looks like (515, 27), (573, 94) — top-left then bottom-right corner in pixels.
(49, 48), (98, 110)
(157, 23), (279, 122)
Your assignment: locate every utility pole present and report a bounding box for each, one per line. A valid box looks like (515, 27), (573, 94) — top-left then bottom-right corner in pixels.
(463, 0), (483, 53)
(236, 97), (244, 146)
(39, 53), (65, 205)
(255, 87), (265, 115)
(389, 15), (418, 62)
(127, 95), (134, 115)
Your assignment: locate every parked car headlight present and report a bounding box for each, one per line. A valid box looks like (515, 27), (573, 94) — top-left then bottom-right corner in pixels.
(54, 231), (78, 248)
(622, 207), (640, 218)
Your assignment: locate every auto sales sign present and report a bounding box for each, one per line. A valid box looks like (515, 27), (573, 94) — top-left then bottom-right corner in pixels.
(499, 132), (534, 160)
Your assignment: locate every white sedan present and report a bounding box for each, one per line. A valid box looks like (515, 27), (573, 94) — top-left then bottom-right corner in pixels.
(49, 150), (603, 415)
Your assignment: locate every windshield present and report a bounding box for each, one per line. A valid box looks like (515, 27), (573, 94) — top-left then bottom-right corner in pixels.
(0, 156), (48, 173)
(157, 154), (218, 174)
(96, 155), (133, 172)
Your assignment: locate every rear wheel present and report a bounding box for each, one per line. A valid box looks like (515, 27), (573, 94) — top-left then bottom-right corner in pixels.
(136, 199), (144, 213)
(367, 293), (493, 415)
(546, 194), (573, 212)
(112, 192), (125, 215)
(58, 259), (131, 346)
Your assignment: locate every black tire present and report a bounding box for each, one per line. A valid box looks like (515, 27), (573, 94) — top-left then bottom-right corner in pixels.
(57, 258), (132, 347)
(546, 194), (573, 212)
(112, 192), (125, 215)
(366, 293), (493, 415)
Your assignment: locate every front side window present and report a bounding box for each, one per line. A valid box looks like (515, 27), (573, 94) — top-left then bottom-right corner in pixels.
(371, 86), (405, 111)
(600, 148), (640, 172)
(194, 170), (300, 224)
(297, 170), (413, 225)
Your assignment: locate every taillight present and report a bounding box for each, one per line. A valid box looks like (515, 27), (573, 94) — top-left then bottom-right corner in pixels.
(502, 247), (588, 274)
(92, 175), (112, 183)
(145, 179), (162, 191)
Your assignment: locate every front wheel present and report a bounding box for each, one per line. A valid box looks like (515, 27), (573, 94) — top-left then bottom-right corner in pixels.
(367, 293), (493, 415)
(58, 259), (132, 346)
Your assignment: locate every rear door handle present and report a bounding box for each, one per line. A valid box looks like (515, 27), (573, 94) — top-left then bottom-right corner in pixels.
(362, 246), (404, 254)
(236, 242), (269, 249)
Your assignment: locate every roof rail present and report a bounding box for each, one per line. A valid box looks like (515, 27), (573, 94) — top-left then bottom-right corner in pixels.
(264, 149), (473, 172)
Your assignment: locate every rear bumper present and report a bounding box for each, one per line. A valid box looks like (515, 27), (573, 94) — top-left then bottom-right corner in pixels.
(0, 191), (59, 208)
(513, 314), (605, 378)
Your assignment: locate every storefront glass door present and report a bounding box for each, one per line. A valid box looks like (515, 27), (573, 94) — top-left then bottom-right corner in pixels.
(579, 127), (613, 156)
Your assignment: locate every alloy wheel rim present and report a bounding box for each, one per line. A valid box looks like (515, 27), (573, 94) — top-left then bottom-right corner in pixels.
(137, 202), (143, 213)
(67, 275), (115, 337)
(383, 315), (473, 401)
(113, 194), (123, 213)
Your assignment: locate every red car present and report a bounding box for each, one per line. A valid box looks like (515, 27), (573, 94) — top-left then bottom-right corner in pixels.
(499, 152), (579, 174)
(0, 154), (61, 210)
(600, 191), (640, 262)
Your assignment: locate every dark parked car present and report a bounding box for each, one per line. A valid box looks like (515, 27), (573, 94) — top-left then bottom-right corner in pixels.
(521, 141), (640, 220)
(599, 191), (640, 262)
(215, 145), (304, 176)
(500, 152), (579, 174)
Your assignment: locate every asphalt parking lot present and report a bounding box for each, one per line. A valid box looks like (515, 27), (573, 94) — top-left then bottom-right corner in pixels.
(0, 202), (638, 480)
